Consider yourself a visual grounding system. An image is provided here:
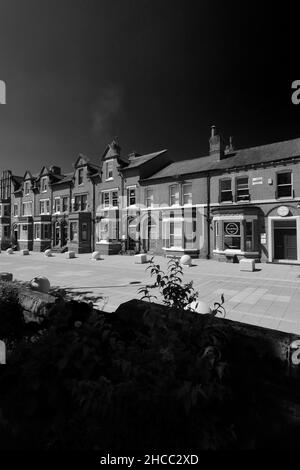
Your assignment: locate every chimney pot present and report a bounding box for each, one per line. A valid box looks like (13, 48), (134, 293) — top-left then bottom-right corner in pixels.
(211, 125), (216, 137)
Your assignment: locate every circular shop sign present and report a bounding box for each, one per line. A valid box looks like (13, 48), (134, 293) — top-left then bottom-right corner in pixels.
(225, 222), (239, 235)
(277, 206), (289, 217)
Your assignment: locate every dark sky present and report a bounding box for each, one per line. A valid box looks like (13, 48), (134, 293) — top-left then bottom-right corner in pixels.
(0, 0), (299, 175)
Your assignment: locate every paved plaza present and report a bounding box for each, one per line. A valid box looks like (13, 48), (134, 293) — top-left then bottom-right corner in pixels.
(1, 251), (300, 334)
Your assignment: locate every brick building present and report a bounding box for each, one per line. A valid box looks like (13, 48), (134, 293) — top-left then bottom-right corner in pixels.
(1, 130), (300, 263)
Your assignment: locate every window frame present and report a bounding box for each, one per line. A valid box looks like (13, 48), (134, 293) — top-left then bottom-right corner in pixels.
(220, 178), (233, 203)
(276, 171), (293, 199)
(169, 184), (180, 206)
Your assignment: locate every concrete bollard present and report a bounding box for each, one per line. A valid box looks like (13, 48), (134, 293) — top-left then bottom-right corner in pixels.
(180, 254), (192, 267)
(44, 249), (52, 257)
(66, 251), (76, 259)
(21, 249), (30, 256)
(91, 251), (102, 260)
(134, 254), (148, 264)
(6, 248), (13, 255)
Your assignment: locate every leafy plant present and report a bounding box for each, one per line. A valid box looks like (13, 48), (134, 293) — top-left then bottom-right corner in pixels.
(139, 257), (225, 316)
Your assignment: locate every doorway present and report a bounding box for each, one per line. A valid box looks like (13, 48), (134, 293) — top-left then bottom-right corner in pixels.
(273, 219), (297, 260)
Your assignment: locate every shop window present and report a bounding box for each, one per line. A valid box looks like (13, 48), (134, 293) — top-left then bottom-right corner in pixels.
(223, 221), (241, 250)
(170, 185), (180, 206)
(220, 179), (233, 203)
(236, 177), (250, 202)
(34, 224), (41, 239)
(70, 222), (78, 242)
(245, 221), (253, 251)
(97, 219), (109, 242)
(146, 189), (154, 207)
(182, 184), (192, 205)
(170, 220), (182, 247)
(277, 172), (292, 198)
(81, 223), (88, 241)
(184, 219), (196, 248)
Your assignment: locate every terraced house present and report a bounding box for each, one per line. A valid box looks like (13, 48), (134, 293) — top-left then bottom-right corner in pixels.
(1, 129), (300, 264)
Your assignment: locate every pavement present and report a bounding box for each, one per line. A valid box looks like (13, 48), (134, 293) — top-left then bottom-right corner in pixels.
(1, 251), (300, 334)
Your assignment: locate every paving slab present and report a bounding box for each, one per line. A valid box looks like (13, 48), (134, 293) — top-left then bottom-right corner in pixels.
(1, 251), (300, 334)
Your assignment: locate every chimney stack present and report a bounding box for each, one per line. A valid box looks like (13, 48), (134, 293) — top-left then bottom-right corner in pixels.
(209, 125), (225, 160)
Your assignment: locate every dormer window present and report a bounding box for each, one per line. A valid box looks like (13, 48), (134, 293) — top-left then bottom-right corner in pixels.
(78, 168), (84, 185)
(24, 181), (30, 195)
(106, 161), (113, 180)
(41, 177), (48, 192)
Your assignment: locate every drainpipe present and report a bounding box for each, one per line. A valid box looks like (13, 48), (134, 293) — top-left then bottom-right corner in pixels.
(206, 172), (211, 259)
(91, 179), (95, 251)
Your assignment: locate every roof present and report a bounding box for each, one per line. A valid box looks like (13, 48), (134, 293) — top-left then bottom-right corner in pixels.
(145, 137), (300, 180)
(51, 172), (73, 185)
(123, 149), (167, 170)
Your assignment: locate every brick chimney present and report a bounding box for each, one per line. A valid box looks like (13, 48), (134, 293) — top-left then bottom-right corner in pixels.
(209, 125), (225, 160)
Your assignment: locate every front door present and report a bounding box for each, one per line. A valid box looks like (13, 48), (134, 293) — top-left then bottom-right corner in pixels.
(61, 222), (68, 246)
(274, 220), (297, 260)
(54, 222), (60, 247)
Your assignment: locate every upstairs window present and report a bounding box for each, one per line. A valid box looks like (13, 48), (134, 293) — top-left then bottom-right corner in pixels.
(182, 184), (192, 205)
(54, 198), (61, 213)
(13, 204), (18, 216)
(146, 189), (154, 207)
(40, 199), (50, 215)
(62, 197), (69, 212)
(22, 201), (32, 216)
(78, 168), (84, 185)
(236, 177), (250, 202)
(127, 187), (136, 206)
(220, 179), (232, 203)
(24, 181), (30, 195)
(106, 161), (113, 180)
(112, 191), (118, 207)
(169, 185), (180, 206)
(277, 172), (292, 198)
(74, 194), (87, 211)
(41, 177), (48, 192)
(103, 192), (110, 207)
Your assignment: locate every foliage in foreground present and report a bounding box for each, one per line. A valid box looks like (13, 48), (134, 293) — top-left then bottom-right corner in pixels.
(0, 292), (236, 450)
(139, 257), (225, 316)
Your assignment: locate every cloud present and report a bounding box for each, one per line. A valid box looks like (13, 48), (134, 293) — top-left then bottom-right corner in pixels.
(91, 85), (122, 136)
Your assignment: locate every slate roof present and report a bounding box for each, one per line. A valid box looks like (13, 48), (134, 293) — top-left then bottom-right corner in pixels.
(145, 137), (300, 181)
(51, 172), (73, 185)
(123, 150), (167, 170)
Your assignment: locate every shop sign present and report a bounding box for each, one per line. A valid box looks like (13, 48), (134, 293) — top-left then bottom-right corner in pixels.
(260, 233), (267, 244)
(252, 177), (263, 185)
(224, 222), (240, 235)
(277, 206), (289, 217)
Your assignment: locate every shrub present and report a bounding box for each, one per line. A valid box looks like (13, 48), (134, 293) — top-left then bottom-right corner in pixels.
(0, 281), (24, 342)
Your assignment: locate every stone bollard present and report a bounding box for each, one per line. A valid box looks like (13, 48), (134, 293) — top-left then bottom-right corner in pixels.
(21, 249), (29, 255)
(66, 251), (76, 259)
(180, 254), (192, 267)
(0, 272), (13, 282)
(6, 248), (13, 255)
(0, 341), (6, 364)
(189, 300), (212, 314)
(91, 251), (102, 260)
(30, 275), (51, 294)
(134, 253), (148, 264)
(44, 249), (52, 257)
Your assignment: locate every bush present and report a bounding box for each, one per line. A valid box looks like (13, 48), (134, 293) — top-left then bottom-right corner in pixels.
(0, 282), (24, 342)
(0, 298), (234, 450)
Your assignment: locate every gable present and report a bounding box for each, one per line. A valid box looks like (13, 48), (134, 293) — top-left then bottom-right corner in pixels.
(74, 154), (89, 168)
